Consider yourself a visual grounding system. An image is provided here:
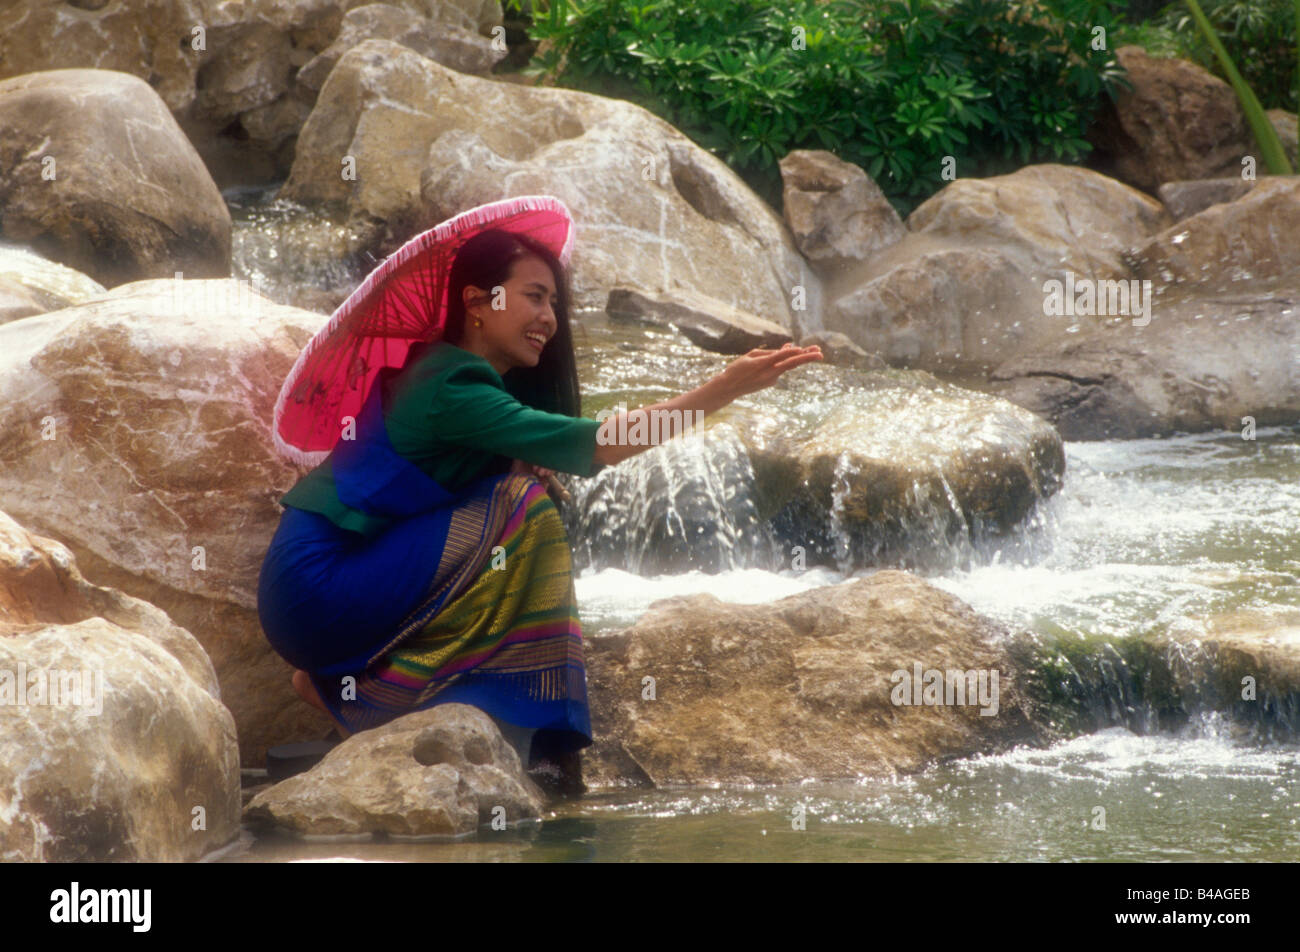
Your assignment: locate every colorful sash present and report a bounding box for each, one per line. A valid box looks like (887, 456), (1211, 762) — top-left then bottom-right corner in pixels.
(300, 377), (591, 745)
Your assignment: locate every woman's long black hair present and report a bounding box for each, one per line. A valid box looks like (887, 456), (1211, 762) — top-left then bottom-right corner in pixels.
(435, 228), (582, 419)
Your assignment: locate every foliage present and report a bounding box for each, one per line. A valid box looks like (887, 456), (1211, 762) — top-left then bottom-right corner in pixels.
(505, 0), (1128, 215)
(1134, 0), (1299, 113)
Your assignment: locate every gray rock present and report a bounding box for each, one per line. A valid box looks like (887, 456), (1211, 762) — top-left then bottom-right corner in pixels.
(0, 510), (240, 862)
(0, 69), (231, 287)
(297, 4), (504, 94)
(824, 164), (1168, 375)
(779, 149), (905, 276)
(1157, 177), (1257, 222)
(282, 40), (822, 332)
(584, 571), (1039, 786)
(1133, 178), (1300, 288)
(244, 704), (546, 837)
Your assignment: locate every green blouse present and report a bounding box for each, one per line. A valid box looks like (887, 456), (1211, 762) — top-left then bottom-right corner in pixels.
(280, 342), (601, 536)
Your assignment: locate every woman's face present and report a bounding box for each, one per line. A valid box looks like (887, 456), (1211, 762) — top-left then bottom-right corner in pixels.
(462, 254), (559, 375)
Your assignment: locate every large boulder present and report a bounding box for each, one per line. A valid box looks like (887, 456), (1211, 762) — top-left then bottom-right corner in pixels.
(0, 509), (239, 861)
(1159, 609), (1300, 718)
(244, 704), (546, 836)
(0, 244), (105, 326)
(0, 0), (506, 187)
(584, 571), (1038, 786)
(822, 164), (1168, 375)
(750, 377), (1065, 571)
(0, 0), (211, 113)
(989, 277), (1300, 439)
(1130, 177), (1300, 288)
(565, 320), (1064, 574)
(0, 69), (231, 287)
(1087, 46), (1254, 192)
(990, 179), (1300, 438)
(0, 278), (330, 766)
(280, 39), (822, 333)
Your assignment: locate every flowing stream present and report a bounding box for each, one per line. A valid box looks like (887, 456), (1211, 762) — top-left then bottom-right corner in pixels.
(222, 194), (1300, 863)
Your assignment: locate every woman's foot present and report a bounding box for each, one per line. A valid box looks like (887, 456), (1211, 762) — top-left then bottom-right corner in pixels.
(291, 669), (351, 739)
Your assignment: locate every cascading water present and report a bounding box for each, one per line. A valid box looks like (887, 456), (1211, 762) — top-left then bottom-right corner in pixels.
(562, 423), (778, 574)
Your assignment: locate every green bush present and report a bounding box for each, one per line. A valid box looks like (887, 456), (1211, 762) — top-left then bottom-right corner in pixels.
(510, 0), (1128, 215)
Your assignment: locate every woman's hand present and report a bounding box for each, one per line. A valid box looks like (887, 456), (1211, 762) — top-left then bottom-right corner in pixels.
(510, 458), (553, 481)
(714, 342), (823, 400)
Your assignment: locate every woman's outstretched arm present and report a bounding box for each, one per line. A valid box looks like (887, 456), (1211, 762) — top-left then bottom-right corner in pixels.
(592, 342), (822, 468)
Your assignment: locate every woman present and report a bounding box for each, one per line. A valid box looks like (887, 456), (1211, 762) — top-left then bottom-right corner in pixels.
(257, 208), (821, 793)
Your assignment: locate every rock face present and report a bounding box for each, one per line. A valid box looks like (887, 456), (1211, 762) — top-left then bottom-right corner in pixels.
(823, 164), (1167, 375)
(0, 0), (507, 186)
(296, 3), (505, 96)
(583, 571), (1037, 786)
(0, 69), (231, 287)
(1130, 178), (1300, 287)
(281, 39), (822, 332)
(779, 149), (906, 277)
(244, 704), (546, 836)
(0, 245), (105, 326)
(990, 177), (1300, 439)
(0, 509), (239, 862)
(988, 279), (1300, 440)
(0, 278), (330, 766)
(1087, 46), (1254, 192)
(0, 0), (212, 114)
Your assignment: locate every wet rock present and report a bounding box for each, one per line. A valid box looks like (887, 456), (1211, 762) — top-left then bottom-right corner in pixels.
(584, 571), (1037, 786)
(0, 278), (330, 766)
(606, 287), (791, 354)
(778, 149), (905, 276)
(0, 245), (105, 326)
(569, 324), (1063, 574)
(281, 39), (821, 331)
(756, 382), (1064, 572)
(1087, 46), (1253, 192)
(1131, 178), (1300, 288)
(244, 704), (545, 837)
(0, 509), (239, 861)
(0, 69), (231, 287)
(824, 164), (1167, 375)
(1158, 609), (1300, 731)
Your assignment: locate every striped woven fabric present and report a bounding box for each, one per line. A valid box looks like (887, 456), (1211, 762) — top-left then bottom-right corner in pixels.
(309, 473), (591, 742)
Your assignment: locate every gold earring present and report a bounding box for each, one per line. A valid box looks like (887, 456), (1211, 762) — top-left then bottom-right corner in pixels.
(473, 317), (483, 328)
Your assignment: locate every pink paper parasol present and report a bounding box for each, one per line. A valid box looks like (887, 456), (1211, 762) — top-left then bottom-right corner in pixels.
(271, 194), (576, 466)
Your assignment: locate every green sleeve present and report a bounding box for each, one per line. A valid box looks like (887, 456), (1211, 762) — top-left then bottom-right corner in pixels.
(429, 360), (601, 476)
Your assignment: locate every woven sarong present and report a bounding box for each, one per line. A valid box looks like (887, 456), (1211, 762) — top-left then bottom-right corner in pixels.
(307, 473), (590, 743)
